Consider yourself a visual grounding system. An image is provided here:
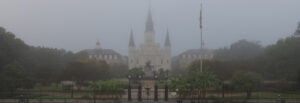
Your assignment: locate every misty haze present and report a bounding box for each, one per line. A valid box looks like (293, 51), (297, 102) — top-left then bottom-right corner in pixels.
(0, 0), (300, 103)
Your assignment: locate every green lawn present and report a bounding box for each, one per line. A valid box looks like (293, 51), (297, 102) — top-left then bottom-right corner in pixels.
(226, 92), (300, 99)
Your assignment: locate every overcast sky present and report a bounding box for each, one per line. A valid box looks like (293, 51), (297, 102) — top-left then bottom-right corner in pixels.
(1, 0), (300, 56)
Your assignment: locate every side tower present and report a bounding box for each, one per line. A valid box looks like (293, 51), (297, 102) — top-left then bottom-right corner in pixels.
(128, 29), (136, 69)
(164, 29), (171, 70)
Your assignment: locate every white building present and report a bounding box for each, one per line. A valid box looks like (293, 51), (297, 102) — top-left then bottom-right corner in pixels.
(84, 41), (127, 65)
(172, 49), (214, 69)
(128, 9), (171, 71)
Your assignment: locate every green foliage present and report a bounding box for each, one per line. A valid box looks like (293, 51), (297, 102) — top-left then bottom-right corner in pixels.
(256, 37), (300, 81)
(127, 67), (145, 78)
(0, 27), (90, 84)
(189, 71), (220, 90)
(214, 39), (263, 61)
(274, 79), (298, 92)
(34, 83), (63, 91)
(0, 27), (29, 71)
(0, 61), (33, 92)
(231, 71), (262, 98)
(168, 76), (190, 97)
(89, 80), (125, 96)
(109, 63), (129, 78)
(169, 70), (220, 98)
(169, 76), (189, 91)
(61, 60), (110, 82)
(188, 59), (254, 80)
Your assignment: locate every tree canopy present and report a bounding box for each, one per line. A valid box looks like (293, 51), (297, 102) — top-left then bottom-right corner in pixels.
(231, 71), (262, 98)
(214, 39), (263, 61)
(61, 60), (110, 81)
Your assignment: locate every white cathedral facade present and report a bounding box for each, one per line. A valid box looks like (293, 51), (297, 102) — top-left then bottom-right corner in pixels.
(128, 9), (171, 71)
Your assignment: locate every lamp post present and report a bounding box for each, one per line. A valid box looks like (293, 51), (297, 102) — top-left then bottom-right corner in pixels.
(128, 75), (132, 101)
(197, 84), (200, 103)
(154, 75), (158, 101)
(91, 83), (97, 103)
(176, 89), (182, 103)
(138, 75), (142, 101)
(222, 81), (225, 99)
(164, 75), (169, 101)
(71, 77), (74, 98)
(190, 84), (195, 103)
(71, 83), (74, 98)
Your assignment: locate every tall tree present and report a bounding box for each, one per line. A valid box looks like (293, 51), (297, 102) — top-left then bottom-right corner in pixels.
(61, 60), (110, 82)
(0, 61), (33, 95)
(256, 37), (300, 80)
(214, 39), (263, 61)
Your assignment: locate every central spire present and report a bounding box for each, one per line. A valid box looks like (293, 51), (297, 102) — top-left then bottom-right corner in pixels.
(144, 7), (155, 44)
(164, 28), (171, 47)
(145, 8), (154, 33)
(129, 29), (135, 47)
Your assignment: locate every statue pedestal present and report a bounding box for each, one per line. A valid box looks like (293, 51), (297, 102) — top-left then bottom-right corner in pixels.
(144, 67), (153, 77)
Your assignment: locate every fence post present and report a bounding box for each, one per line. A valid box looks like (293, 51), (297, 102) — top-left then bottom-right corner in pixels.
(165, 84), (168, 101)
(154, 84), (158, 101)
(138, 84), (142, 101)
(128, 85), (132, 101)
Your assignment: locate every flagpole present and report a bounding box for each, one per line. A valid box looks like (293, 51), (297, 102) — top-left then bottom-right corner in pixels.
(200, 0), (203, 73)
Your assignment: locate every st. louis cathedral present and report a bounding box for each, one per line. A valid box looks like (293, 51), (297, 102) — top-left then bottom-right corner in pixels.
(128, 9), (171, 72)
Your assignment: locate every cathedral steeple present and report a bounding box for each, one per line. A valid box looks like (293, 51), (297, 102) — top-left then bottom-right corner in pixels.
(144, 7), (155, 44)
(129, 29), (135, 47)
(145, 8), (154, 33)
(164, 28), (171, 47)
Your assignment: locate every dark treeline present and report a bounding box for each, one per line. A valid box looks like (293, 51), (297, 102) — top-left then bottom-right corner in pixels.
(186, 37), (300, 85)
(0, 27), (127, 92)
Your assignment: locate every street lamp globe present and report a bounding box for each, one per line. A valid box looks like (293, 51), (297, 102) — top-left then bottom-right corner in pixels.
(128, 75), (131, 79)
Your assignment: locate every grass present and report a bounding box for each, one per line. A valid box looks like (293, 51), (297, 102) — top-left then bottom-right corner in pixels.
(224, 92), (300, 99)
(251, 92), (300, 99)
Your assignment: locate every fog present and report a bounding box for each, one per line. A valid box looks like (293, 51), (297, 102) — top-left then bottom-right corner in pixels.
(1, 0), (300, 56)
